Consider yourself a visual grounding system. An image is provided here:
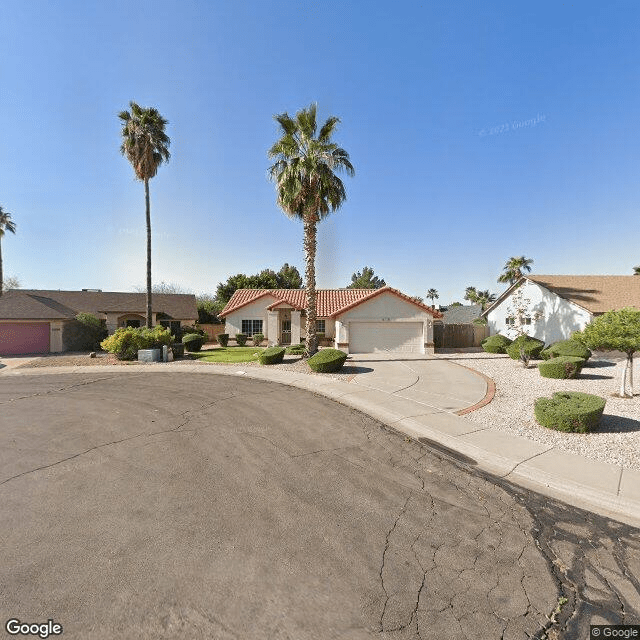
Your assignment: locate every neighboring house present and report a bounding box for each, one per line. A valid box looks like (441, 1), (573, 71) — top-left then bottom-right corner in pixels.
(219, 286), (442, 354)
(0, 289), (197, 355)
(442, 304), (482, 324)
(483, 275), (640, 344)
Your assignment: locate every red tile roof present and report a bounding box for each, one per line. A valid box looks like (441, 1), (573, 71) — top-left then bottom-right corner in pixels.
(220, 287), (442, 318)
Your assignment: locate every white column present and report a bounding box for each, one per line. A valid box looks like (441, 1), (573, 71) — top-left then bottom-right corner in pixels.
(424, 319), (434, 354)
(267, 311), (279, 346)
(291, 311), (301, 345)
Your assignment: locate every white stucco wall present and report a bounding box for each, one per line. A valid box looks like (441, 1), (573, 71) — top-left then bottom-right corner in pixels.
(335, 292), (435, 352)
(487, 280), (593, 344)
(224, 295), (279, 338)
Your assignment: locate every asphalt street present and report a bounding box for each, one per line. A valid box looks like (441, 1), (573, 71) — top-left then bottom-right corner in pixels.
(0, 372), (638, 639)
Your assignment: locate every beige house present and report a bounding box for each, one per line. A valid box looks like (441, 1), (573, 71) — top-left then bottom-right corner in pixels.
(0, 290), (197, 355)
(220, 287), (442, 354)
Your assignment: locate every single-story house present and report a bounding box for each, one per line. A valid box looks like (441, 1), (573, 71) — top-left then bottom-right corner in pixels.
(482, 275), (640, 344)
(442, 304), (483, 324)
(219, 286), (442, 354)
(0, 289), (197, 355)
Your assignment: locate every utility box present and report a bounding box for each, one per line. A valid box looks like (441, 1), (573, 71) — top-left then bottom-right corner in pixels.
(137, 348), (161, 362)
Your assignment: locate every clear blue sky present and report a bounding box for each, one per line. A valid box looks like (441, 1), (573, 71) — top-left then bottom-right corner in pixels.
(1, 0), (638, 303)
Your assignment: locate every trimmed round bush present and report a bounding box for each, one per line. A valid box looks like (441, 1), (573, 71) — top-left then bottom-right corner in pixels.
(259, 346), (285, 365)
(308, 348), (348, 373)
(216, 333), (229, 347)
(534, 392), (606, 433)
(252, 333), (264, 347)
(506, 335), (546, 360)
(538, 356), (586, 379)
(285, 343), (306, 355)
(235, 333), (248, 346)
(182, 333), (206, 352)
(481, 334), (513, 354)
(541, 339), (592, 362)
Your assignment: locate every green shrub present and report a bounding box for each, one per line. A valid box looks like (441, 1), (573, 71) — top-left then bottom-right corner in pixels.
(506, 335), (546, 360)
(235, 333), (248, 346)
(534, 392), (606, 433)
(63, 313), (108, 351)
(308, 348), (348, 373)
(171, 342), (185, 358)
(183, 333), (206, 352)
(285, 343), (306, 355)
(481, 334), (513, 354)
(176, 325), (207, 341)
(216, 333), (229, 347)
(542, 339), (592, 362)
(259, 346), (285, 365)
(538, 356), (586, 379)
(100, 326), (173, 361)
(252, 333), (264, 347)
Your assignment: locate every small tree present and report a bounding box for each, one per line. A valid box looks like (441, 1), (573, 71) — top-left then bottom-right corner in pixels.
(505, 285), (542, 367)
(2, 275), (20, 290)
(573, 308), (640, 398)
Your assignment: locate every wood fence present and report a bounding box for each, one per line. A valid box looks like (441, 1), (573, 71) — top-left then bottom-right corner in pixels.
(198, 323), (226, 342)
(434, 323), (489, 349)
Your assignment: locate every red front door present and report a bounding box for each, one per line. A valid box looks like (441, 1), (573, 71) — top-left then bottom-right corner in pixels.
(0, 323), (50, 355)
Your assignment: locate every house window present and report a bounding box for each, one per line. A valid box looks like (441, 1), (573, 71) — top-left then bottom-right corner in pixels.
(315, 319), (326, 334)
(242, 319), (263, 336)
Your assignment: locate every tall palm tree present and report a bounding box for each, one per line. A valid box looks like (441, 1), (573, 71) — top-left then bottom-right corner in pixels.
(268, 103), (354, 356)
(475, 289), (496, 311)
(119, 102), (170, 328)
(498, 256), (534, 285)
(426, 288), (439, 306)
(0, 206), (17, 297)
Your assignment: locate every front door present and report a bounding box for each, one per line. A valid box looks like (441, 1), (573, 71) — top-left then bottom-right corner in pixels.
(281, 320), (291, 345)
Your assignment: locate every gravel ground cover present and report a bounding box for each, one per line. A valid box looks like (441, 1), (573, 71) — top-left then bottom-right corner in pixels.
(437, 350), (640, 470)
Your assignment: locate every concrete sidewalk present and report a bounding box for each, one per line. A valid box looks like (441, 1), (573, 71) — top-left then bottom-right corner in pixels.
(3, 355), (639, 527)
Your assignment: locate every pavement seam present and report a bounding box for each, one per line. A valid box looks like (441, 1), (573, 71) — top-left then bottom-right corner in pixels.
(500, 446), (556, 479)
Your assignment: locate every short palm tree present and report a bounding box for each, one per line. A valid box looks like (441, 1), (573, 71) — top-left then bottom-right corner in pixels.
(0, 206), (17, 297)
(464, 286), (478, 303)
(268, 103), (354, 356)
(119, 102), (170, 328)
(426, 288), (439, 306)
(475, 289), (496, 311)
(498, 256), (533, 285)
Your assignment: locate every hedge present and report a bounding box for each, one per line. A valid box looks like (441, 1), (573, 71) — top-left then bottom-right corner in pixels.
(285, 343), (306, 355)
(308, 348), (348, 373)
(481, 334), (513, 354)
(538, 356), (585, 379)
(216, 333), (229, 347)
(259, 346), (285, 365)
(540, 339), (592, 362)
(534, 392), (606, 433)
(506, 335), (546, 360)
(183, 333), (206, 352)
(252, 333), (264, 346)
(100, 326), (173, 361)
(235, 333), (248, 346)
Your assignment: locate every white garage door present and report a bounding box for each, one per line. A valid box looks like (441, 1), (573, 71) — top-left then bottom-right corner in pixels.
(349, 322), (423, 354)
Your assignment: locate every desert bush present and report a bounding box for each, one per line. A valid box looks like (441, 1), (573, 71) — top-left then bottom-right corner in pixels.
(259, 346), (285, 365)
(252, 333), (264, 346)
(235, 333), (248, 346)
(100, 326), (172, 361)
(308, 348), (348, 373)
(481, 334), (513, 354)
(506, 335), (545, 361)
(534, 392), (606, 433)
(216, 333), (229, 347)
(182, 333), (206, 352)
(541, 339), (592, 362)
(538, 356), (586, 379)
(63, 313), (108, 351)
(285, 343), (306, 355)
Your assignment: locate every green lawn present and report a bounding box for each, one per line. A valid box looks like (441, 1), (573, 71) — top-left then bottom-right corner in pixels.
(190, 347), (264, 363)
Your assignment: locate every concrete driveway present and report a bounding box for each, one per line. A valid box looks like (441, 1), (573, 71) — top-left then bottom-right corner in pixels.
(1, 371), (639, 639)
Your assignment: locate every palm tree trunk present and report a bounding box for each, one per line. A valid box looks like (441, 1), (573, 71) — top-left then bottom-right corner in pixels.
(145, 178), (152, 329)
(0, 237), (3, 297)
(303, 214), (318, 356)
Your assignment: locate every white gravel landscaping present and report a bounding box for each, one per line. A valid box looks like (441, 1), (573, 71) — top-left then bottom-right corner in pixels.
(436, 350), (640, 471)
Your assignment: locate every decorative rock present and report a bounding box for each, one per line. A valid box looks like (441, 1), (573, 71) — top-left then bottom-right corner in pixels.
(89, 352), (96, 358)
